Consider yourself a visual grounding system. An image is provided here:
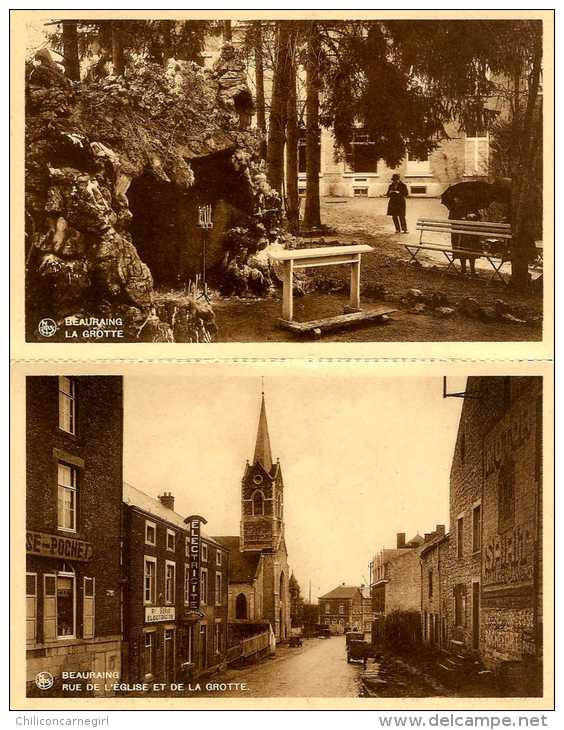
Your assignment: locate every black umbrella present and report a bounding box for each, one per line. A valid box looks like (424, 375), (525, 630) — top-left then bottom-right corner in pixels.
(440, 181), (511, 216)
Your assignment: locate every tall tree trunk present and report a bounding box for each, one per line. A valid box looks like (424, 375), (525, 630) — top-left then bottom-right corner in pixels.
(223, 20), (232, 42)
(267, 22), (292, 195)
(303, 23), (321, 229)
(161, 20), (173, 67)
(111, 21), (125, 76)
(285, 32), (299, 234)
(254, 21), (267, 159)
(510, 35), (542, 289)
(62, 21), (80, 81)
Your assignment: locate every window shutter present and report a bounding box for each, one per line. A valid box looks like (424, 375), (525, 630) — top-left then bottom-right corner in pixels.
(26, 574), (37, 644)
(477, 137), (489, 175)
(464, 138), (476, 176)
(83, 577), (95, 639)
(43, 574), (57, 641)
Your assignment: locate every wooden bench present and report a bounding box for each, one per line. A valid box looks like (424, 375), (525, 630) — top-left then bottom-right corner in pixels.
(268, 244), (395, 337)
(401, 218), (512, 283)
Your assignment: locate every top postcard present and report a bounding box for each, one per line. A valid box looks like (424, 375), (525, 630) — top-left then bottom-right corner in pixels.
(10, 10), (554, 360)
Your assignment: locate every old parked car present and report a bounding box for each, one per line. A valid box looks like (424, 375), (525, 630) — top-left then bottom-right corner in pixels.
(346, 639), (372, 667)
(315, 624), (332, 639)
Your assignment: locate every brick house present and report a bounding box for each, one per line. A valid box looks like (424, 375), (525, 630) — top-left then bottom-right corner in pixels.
(371, 528), (446, 620)
(318, 585), (364, 634)
(26, 376), (123, 696)
(445, 377), (543, 684)
(420, 533), (451, 649)
(122, 484), (229, 685)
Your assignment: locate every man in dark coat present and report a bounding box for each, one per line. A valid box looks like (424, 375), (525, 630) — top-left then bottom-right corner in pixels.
(386, 174), (409, 233)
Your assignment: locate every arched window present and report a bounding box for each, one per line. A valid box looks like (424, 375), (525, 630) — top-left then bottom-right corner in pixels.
(252, 490), (264, 516)
(235, 593), (248, 620)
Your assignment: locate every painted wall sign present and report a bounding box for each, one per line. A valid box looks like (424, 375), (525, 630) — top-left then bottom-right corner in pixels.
(145, 606), (175, 623)
(483, 524), (535, 586)
(484, 405), (534, 477)
(26, 530), (93, 561)
(185, 514), (207, 611)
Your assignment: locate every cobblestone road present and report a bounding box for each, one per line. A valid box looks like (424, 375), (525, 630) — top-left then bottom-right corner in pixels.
(199, 636), (363, 698)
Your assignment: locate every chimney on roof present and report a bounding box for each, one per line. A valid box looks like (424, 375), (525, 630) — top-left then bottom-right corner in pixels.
(158, 492), (175, 511)
(436, 524), (446, 536)
(424, 532), (432, 542)
(397, 532), (406, 549)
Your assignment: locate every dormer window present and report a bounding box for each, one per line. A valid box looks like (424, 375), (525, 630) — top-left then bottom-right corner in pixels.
(252, 490), (264, 516)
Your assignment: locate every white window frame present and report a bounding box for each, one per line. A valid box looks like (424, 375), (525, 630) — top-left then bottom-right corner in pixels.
(56, 570), (76, 640)
(166, 529), (175, 552)
(200, 567), (208, 606)
(26, 572), (37, 645)
(165, 560), (176, 605)
(145, 520), (156, 547)
(83, 576), (95, 639)
(339, 604), (345, 615)
(201, 543), (208, 562)
(215, 571), (223, 606)
(58, 376), (77, 435)
(143, 629), (155, 679)
(325, 603), (330, 615)
(57, 462), (78, 533)
(464, 135), (489, 176)
(144, 556), (157, 606)
(216, 550), (222, 567)
(43, 573), (57, 642)
(406, 150), (432, 177)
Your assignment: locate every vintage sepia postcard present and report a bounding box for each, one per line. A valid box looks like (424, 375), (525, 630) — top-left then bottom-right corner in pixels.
(10, 361), (554, 710)
(10, 9), (554, 360)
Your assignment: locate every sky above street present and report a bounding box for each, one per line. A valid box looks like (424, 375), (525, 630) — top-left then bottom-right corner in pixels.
(123, 373), (464, 602)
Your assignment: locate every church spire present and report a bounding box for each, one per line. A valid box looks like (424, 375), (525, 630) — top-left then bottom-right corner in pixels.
(253, 391), (273, 472)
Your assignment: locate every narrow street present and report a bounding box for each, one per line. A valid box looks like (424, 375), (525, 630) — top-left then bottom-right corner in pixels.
(197, 636), (363, 697)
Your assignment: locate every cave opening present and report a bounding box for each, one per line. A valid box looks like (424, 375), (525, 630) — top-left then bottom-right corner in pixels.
(126, 148), (254, 289)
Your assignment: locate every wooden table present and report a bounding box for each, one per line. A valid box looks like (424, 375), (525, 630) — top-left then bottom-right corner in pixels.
(268, 244), (395, 337)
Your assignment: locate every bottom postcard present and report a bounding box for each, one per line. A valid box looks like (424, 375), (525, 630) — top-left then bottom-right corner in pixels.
(10, 361), (553, 710)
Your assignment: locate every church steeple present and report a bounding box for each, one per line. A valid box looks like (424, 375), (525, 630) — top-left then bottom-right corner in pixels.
(253, 393), (273, 472)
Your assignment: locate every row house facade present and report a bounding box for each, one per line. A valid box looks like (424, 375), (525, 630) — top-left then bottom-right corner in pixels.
(122, 484), (230, 685)
(318, 585), (365, 634)
(26, 376), (124, 695)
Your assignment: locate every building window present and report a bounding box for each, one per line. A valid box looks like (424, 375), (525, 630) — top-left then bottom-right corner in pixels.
(201, 567), (208, 606)
(406, 150), (431, 176)
(457, 516), (464, 559)
(454, 584), (467, 627)
(428, 569), (433, 599)
(166, 529), (175, 552)
(56, 572), (75, 638)
(185, 624), (193, 663)
(145, 521), (156, 547)
(216, 550), (222, 567)
(83, 576), (95, 639)
(144, 557), (157, 605)
(26, 573), (37, 645)
(215, 572), (223, 606)
(58, 376), (76, 435)
(472, 503), (482, 552)
(201, 543), (208, 562)
(144, 631), (155, 678)
(325, 603), (330, 615)
(345, 131), (378, 174)
(252, 490), (265, 516)
(165, 561), (176, 604)
(215, 622), (222, 654)
(184, 564), (190, 605)
(57, 462), (77, 532)
(339, 604), (344, 615)
(464, 135), (489, 176)
(498, 460), (515, 532)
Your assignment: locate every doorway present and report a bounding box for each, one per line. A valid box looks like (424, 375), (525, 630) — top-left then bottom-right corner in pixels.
(472, 581), (480, 651)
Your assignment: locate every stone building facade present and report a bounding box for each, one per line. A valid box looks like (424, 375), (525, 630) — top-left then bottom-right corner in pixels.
(445, 376), (543, 687)
(318, 585), (365, 634)
(420, 534), (451, 649)
(122, 484), (229, 684)
(26, 376), (123, 696)
(215, 393), (292, 642)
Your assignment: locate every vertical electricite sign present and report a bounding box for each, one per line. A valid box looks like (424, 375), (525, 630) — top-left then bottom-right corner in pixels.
(185, 515), (207, 611)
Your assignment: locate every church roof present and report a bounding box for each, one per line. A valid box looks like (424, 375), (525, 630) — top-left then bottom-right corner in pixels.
(253, 393), (273, 471)
(212, 536), (262, 582)
(319, 585), (362, 600)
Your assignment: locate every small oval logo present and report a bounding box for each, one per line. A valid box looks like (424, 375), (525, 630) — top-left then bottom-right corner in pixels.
(38, 318), (58, 338)
(35, 671), (54, 690)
